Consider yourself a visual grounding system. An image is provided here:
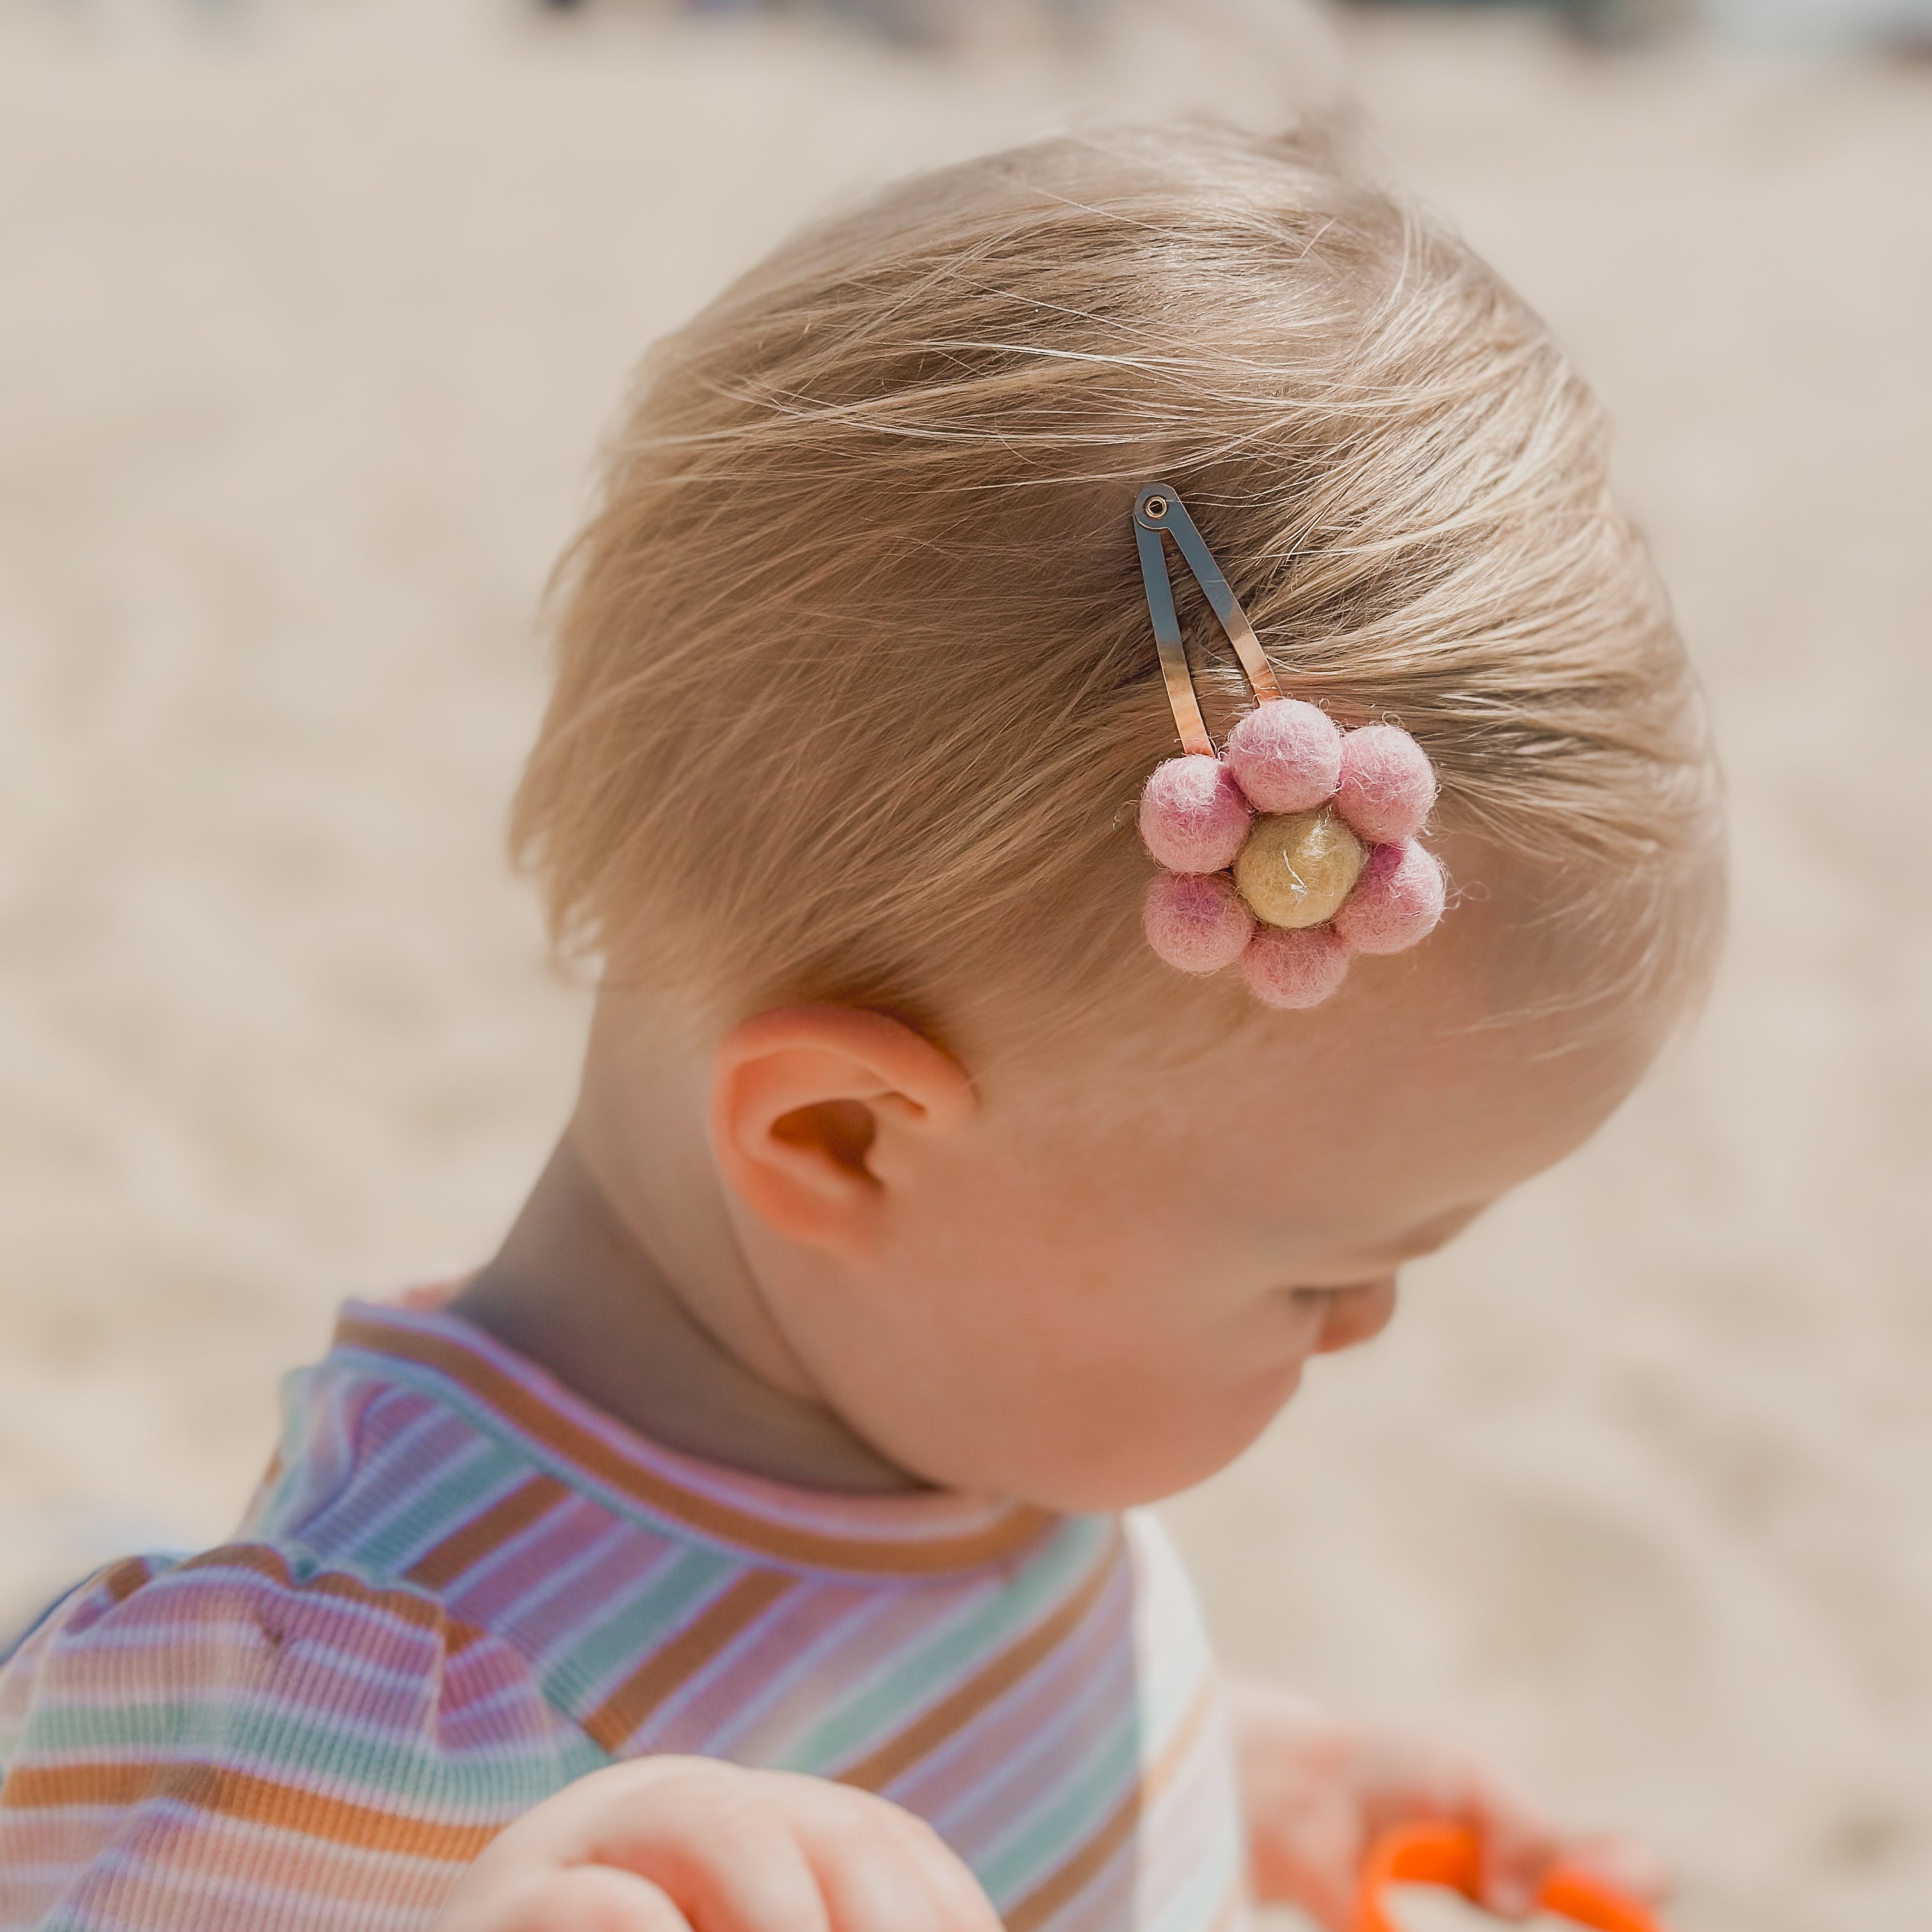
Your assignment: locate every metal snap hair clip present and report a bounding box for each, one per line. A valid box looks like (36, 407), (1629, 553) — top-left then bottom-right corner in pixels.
(1133, 480), (1284, 758)
(1131, 480), (1445, 1008)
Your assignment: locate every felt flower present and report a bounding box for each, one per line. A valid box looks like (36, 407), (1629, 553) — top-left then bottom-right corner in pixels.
(1138, 701), (1445, 1009)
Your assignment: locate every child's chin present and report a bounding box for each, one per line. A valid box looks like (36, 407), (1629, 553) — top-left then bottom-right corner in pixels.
(1016, 1367), (1309, 1515)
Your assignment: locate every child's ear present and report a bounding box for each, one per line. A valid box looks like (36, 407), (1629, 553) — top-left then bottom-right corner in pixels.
(709, 1008), (976, 1254)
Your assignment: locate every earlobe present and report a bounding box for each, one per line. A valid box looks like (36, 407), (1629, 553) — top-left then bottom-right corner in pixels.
(709, 1008), (976, 1254)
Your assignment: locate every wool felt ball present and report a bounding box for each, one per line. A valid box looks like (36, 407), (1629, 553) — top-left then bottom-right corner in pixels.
(1241, 924), (1351, 1009)
(1232, 808), (1367, 929)
(1138, 755), (1253, 874)
(1142, 871), (1255, 975)
(1334, 724), (1436, 845)
(1224, 700), (1343, 814)
(1332, 839), (1447, 955)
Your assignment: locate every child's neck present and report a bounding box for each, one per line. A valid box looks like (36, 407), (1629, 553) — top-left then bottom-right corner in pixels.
(451, 1137), (921, 1496)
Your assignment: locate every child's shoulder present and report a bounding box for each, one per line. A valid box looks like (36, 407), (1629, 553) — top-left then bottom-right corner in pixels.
(0, 1538), (602, 1931)
(0, 1535), (602, 1774)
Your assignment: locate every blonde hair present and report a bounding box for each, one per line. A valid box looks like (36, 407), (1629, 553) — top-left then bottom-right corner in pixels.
(514, 123), (1719, 1043)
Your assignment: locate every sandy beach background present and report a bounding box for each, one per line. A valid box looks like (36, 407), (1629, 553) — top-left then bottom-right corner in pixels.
(1, 3), (1928, 1927)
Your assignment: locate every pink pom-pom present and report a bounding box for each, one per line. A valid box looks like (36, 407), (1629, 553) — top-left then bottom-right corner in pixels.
(1143, 871), (1255, 974)
(1224, 700), (1343, 814)
(1138, 755), (1252, 874)
(1239, 924), (1351, 1009)
(1333, 724), (1436, 845)
(1333, 840), (1446, 955)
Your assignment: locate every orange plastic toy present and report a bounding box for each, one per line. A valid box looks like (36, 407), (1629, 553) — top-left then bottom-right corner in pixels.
(1355, 1823), (1666, 1932)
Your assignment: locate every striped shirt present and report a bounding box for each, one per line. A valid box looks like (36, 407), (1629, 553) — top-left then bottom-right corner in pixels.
(0, 1299), (1247, 1932)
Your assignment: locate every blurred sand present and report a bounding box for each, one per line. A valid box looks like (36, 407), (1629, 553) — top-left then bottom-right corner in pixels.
(1, 4), (1927, 1928)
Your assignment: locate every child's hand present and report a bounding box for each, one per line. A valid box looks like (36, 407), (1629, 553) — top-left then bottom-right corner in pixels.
(431, 1757), (1002, 1932)
(1229, 1680), (1671, 1929)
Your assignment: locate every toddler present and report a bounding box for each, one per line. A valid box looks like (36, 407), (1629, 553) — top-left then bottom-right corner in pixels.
(0, 123), (1721, 1932)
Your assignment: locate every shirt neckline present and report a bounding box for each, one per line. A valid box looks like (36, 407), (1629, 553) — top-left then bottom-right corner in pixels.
(330, 1299), (1061, 1579)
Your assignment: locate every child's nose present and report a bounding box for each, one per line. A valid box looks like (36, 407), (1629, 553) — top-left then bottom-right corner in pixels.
(1312, 1277), (1399, 1354)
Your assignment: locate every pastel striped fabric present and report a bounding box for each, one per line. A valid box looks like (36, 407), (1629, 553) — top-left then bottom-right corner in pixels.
(0, 1300), (1248, 1932)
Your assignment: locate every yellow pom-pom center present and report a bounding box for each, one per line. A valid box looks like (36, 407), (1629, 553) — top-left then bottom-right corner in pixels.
(1232, 809), (1366, 929)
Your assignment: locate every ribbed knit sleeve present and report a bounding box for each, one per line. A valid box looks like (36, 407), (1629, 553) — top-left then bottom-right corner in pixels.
(0, 1546), (608, 1932)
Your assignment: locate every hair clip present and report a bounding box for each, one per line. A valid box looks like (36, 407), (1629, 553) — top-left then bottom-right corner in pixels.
(1133, 481), (1445, 1008)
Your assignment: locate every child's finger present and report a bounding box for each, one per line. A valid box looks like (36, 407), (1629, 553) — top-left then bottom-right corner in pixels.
(576, 1766), (837, 1932)
(1462, 1773), (1671, 1920)
(1355, 1729), (1561, 1911)
(778, 1775), (1003, 1932)
(1448, 1763), (1568, 1917)
(1281, 1853), (1360, 1932)
(806, 1838), (973, 1932)
(870, 1806), (1008, 1932)
(482, 1864), (693, 1932)
(448, 1760), (835, 1932)
(1248, 1790), (1365, 1931)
